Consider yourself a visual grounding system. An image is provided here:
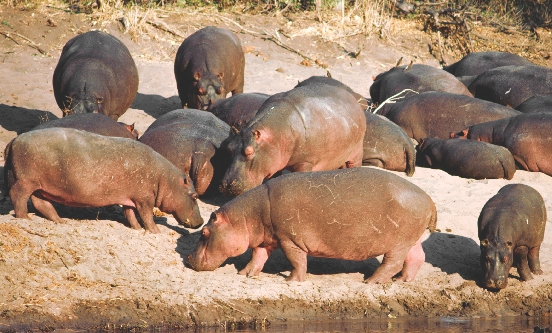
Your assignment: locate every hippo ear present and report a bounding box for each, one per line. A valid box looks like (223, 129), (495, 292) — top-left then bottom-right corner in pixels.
(194, 73), (200, 81)
(244, 146), (254, 157)
(403, 60), (413, 71)
(218, 72), (224, 79)
(253, 129), (261, 141)
(201, 227), (211, 239)
(462, 129), (468, 137)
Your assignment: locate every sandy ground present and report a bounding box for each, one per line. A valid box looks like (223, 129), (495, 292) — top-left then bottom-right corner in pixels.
(0, 3), (552, 330)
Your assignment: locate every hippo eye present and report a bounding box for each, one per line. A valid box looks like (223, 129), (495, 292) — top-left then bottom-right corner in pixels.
(506, 241), (513, 247)
(480, 240), (489, 247)
(191, 193), (198, 201)
(201, 228), (210, 239)
(502, 256), (508, 264)
(216, 86), (225, 95)
(198, 87), (206, 95)
(96, 97), (103, 104)
(65, 96), (73, 104)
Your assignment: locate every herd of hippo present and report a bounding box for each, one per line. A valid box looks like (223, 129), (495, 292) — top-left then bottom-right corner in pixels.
(4, 26), (550, 291)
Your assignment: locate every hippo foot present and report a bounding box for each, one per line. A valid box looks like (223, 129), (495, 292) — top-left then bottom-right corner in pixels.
(532, 268), (544, 275)
(285, 271), (306, 282)
(363, 275), (392, 284)
(15, 213), (32, 220)
(518, 270), (534, 281)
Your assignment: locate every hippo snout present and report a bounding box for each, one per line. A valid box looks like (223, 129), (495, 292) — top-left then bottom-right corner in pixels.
(484, 277), (508, 290)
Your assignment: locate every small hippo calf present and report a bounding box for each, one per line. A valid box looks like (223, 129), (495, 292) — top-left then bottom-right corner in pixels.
(5, 128), (203, 233)
(417, 137), (515, 180)
(478, 184), (546, 290)
(188, 168), (437, 283)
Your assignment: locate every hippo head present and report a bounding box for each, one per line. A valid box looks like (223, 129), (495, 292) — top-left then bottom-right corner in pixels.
(416, 137), (436, 168)
(480, 237), (514, 290)
(450, 128), (470, 139)
(187, 211), (249, 271)
(162, 174), (204, 229)
(188, 72), (226, 110)
(60, 74), (111, 117)
(219, 128), (282, 197)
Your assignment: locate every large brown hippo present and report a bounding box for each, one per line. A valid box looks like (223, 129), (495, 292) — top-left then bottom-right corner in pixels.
(369, 63), (472, 105)
(207, 93), (270, 131)
(416, 137), (515, 180)
(219, 82), (366, 196)
(188, 168), (437, 283)
(5, 128), (203, 234)
(363, 112), (416, 176)
(452, 113), (552, 176)
(377, 91), (521, 142)
(443, 51), (533, 77)
(53, 31), (139, 121)
(295, 76), (369, 110)
(139, 109), (232, 196)
(174, 26), (245, 110)
(31, 113), (138, 139)
(467, 65), (552, 108)
(478, 184), (546, 290)
(515, 95), (552, 114)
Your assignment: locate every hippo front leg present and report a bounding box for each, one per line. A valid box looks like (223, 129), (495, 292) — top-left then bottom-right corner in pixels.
(280, 241), (308, 282)
(528, 245), (543, 275)
(238, 247), (273, 277)
(31, 193), (64, 223)
(514, 245), (534, 281)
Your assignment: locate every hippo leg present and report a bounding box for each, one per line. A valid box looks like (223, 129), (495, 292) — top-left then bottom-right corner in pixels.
(135, 202), (161, 234)
(514, 245), (534, 281)
(394, 238), (425, 282)
(364, 246), (410, 284)
(30, 193), (64, 223)
(280, 241), (308, 282)
(361, 159), (384, 168)
(345, 144), (364, 168)
(238, 247), (273, 277)
(124, 206), (144, 230)
(528, 245), (543, 275)
(9, 182), (34, 219)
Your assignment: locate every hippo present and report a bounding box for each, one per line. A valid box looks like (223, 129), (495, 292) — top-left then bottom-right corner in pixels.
(478, 184), (546, 290)
(363, 112), (416, 176)
(515, 95), (552, 114)
(295, 76), (369, 110)
(377, 91), (521, 142)
(443, 51), (533, 77)
(188, 168), (437, 283)
(207, 93), (270, 131)
(452, 112), (552, 176)
(5, 128), (203, 233)
(31, 113), (138, 139)
(467, 65), (552, 108)
(219, 82), (366, 197)
(53, 31), (139, 121)
(369, 63), (472, 105)
(416, 137), (515, 180)
(174, 26), (245, 110)
(139, 109), (232, 196)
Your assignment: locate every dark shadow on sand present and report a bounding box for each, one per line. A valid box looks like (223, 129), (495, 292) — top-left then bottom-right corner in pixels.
(130, 93), (182, 119)
(0, 104), (59, 134)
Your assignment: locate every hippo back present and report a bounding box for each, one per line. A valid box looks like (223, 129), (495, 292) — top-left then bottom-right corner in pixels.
(207, 93), (270, 131)
(443, 51), (533, 77)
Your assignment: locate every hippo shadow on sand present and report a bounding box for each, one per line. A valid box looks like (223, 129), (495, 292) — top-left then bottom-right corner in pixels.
(130, 93), (182, 119)
(0, 104), (59, 134)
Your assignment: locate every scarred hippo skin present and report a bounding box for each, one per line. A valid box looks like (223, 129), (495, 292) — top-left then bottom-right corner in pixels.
(53, 31), (139, 121)
(468, 65), (552, 108)
(188, 168), (437, 283)
(478, 184), (546, 290)
(219, 82), (366, 196)
(31, 113), (138, 140)
(377, 91), (520, 142)
(207, 93), (270, 131)
(515, 94), (552, 114)
(363, 112), (415, 176)
(443, 51), (533, 77)
(416, 137), (515, 180)
(452, 113), (552, 176)
(174, 26), (245, 110)
(139, 109), (232, 196)
(5, 128), (203, 233)
(369, 64), (472, 105)
(295, 76), (369, 110)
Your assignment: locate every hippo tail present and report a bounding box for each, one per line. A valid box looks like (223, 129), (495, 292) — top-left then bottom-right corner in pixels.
(427, 200), (437, 233)
(3, 138), (15, 195)
(404, 143), (416, 177)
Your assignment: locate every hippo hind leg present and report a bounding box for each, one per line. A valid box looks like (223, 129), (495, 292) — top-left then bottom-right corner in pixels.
(9, 181), (36, 220)
(344, 144), (364, 169)
(514, 245), (534, 281)
(361, 158), (384, 168)
(364, 246), (410, 284)
(31, 192), (64, 223)
(394, 238), (425, 282)
(528, 245), (543, 275)
(280, 241), (308, 282)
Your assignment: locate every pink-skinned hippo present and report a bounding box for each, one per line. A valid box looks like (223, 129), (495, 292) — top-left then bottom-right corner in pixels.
(207, 93), (270, 131)
(139, 109), (232, 196)
(53, 31), (139, 121)
(416, 137), (515, 180)
(5, 128), (203, 233)
(452, 112), (552, 176)
(219, 82), (366, 196)
(188, 167), (437, 283)
(295, 76), (369, 110)
(363, 112), (416, 176)
(174, 26), (245, 110)
(467, 65), (552, 108)
(377, 91), (521, 142)
(369, 63), (472, 105)
(31, 113), (138, 139)
(443, 51), (533, 77)
(478, 184), (546, 290)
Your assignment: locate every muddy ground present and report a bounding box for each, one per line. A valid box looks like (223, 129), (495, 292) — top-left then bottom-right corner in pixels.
(0, 3), (552, 330)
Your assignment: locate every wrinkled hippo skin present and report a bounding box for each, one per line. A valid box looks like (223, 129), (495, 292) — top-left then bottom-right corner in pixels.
(417, 137), (515, 180)
(53, 31), (139, 121)
(378, 91), (520, 142)
(478, 184), (546, 290)
(174, 26), (245, 110)
(220, 81), (366, 196)
(369, 64), (472, 105)
(295, 76), (369, 110)
(515, 94), (552, 114)
(32, 113), (138, 139)
(363, 112), (415, 176)
(468, 65), (552, 108)
(443, 51), (533, 77)
(139, 109), (232, 196)
(5, 128), (203, 233)
(208, 93), (270, 131)
(452, 113), (552, 176)
(188, 168), (437, 283)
